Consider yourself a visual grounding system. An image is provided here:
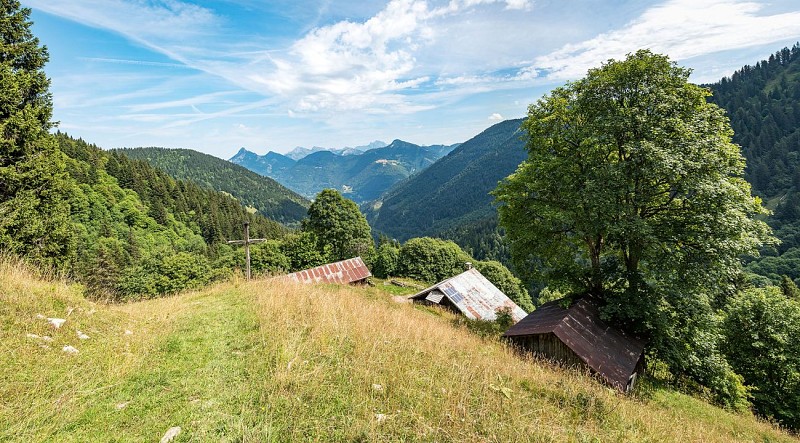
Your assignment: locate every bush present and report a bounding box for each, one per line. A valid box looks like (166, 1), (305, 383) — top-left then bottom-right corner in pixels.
(722, 287), (800, 429)
(281, 231), (329, 271)
(248, 240), (290, 276)
(372, 243), (400, 278)
(116, 252), (211, 298)
(397, 237), (471, 283)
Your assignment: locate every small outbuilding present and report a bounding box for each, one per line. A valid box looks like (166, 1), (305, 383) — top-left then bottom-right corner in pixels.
(283, 257), (372, 285)
(503, 296), (645, 392)
(409, 268), (528, 323)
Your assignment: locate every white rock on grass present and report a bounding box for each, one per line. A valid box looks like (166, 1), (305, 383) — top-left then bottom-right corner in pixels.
(372, 384), (384, 392)
(62, 345), (79, 354)
(115, 401), (130, 410)
(27, 333), (54, 342)
(77, 331), (90, 340)
(47, 318), (66, 328)
(375, 413), (387, 423)
(160, 426), (181, 443)
(124, 330), (133, 335)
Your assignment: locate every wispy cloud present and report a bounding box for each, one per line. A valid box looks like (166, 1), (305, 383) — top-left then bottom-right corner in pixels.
(125, 91), (243, 113)
(531, 0), (800, 81)
(26, 0), (218, 43)
(80, 57), (191, 69)
(31, 0), (538, 117)
(27, 0), (800, 155)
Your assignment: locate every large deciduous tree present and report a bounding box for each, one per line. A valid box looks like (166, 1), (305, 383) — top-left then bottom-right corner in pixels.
(302, 189), (373, 261)
(495, 50), (772, 406)
(0, 0), (74, 267)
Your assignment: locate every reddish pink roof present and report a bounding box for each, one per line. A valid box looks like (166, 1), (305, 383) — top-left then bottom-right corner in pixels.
(282, 257), (371, 285)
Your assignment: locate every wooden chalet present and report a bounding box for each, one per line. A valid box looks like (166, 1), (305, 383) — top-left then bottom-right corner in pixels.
(503, 297), (645, 392)
(282, 257), (372, 285)
(409, 268), (528, 323)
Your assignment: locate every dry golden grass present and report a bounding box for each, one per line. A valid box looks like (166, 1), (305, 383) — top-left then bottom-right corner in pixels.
(0, 257), (795, 442)
(247, 279), (796, 442)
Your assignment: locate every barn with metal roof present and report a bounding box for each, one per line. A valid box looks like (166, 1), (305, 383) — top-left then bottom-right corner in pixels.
(503, 296), (646, 392)
(409, 268), (528, 323)
(282, 257), (372, 285)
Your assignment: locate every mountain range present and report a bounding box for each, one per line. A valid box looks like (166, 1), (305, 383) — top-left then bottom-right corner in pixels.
(230, 140), (458, 203)
(283, 140), (387, 160)
(365, 118), (527, 255)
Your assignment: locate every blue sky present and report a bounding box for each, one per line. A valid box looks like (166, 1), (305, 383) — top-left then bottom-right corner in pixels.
(26, 0), (800, 159)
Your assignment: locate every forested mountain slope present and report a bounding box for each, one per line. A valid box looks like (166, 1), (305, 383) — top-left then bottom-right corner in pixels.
(707, 43), (800, 283)
(115, 147), (309, 225)
(231, 140), (458, 203)
(366, 119), (527, 253)
(55, 133), (288, 298)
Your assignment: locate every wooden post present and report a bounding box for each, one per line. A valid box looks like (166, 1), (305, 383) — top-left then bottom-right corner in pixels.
(244, 222), (251, 280)
(227, 221), (266, 280)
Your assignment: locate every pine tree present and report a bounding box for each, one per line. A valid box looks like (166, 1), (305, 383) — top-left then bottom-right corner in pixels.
(0, 0), (74, 268)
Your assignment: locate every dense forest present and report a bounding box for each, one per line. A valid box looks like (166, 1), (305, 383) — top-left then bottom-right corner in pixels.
(707, 43), (800, 285)
(55, 133), (289, 298)
(115, 147), (309, 225)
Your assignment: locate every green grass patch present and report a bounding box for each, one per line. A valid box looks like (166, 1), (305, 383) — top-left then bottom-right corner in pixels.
(1, 260), (797, 442)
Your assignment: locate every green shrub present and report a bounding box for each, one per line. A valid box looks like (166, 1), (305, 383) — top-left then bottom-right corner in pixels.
(372, 243), (400, 278)
(397, 237), (471, 283)
(248, 240), (290, 276)
(722, 287), (800, 429)
(281, 231), (328, 271)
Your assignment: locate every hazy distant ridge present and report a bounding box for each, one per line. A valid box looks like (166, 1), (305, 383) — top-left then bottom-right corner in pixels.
(231, 140), (458, 203)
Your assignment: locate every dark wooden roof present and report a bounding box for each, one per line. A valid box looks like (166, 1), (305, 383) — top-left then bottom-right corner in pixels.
(504, 297), (645, 390)
(282, 257), (371, 285)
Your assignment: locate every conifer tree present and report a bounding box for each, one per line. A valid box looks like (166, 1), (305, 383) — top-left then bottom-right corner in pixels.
(0, 0), (74, 268)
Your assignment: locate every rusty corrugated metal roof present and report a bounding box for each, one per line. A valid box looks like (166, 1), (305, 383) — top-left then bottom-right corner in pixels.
(504, 297), (645, 391)
(409, 269), (528, 323)
(282, 257), (372, 285)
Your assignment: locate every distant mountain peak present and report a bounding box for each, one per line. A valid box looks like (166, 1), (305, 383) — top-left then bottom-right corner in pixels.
(230, 147), (256, 162)
(284, 140), (388, 160)
(230, 139), (457, 203)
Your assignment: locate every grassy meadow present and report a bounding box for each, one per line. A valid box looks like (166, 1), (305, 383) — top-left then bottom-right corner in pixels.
(0, 257), (796, 442)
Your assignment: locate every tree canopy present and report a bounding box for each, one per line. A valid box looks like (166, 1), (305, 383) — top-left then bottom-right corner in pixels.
(302, 189), (373, 261)
(0, 0), (74, 268)
(495, 50), (773, 406)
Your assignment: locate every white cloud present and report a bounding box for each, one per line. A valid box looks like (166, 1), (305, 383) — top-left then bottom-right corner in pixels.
(488, 112), (503, 121)
(531, 0), (800, 81)
(504, 0), (533, 11)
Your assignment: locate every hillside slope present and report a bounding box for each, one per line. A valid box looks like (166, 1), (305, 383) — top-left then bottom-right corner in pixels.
(706, 44), (800, 284)
(367, 119), (527, 247)
(115, 147), (309, 225)
(2, 258), (793, 442)
(231, 140), (458, 203)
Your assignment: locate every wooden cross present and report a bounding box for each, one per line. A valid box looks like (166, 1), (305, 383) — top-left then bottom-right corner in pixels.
(227, 222), (267, 280)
